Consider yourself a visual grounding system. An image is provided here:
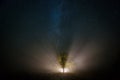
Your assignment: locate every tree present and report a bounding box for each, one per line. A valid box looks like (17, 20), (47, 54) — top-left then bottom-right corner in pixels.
(58, 51), (68, 73)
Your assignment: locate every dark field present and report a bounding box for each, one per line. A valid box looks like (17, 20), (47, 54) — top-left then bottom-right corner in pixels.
(1, 70), (120, 80)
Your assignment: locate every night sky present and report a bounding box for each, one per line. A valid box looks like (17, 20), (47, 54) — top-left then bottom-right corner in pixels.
(0, 0), (120, 80)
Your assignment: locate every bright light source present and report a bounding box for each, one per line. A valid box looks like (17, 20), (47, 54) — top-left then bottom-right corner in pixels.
(59, 68), (63, 73)
(58, 68), (69, 73)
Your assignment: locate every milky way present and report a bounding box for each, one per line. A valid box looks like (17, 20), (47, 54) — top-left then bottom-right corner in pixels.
(48, 0), (71, 53)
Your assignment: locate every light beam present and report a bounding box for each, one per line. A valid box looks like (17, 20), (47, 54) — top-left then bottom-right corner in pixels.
(59, 68), (69, 73)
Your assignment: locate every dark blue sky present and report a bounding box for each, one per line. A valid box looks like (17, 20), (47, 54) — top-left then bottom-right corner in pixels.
(1, 0), (119, 44)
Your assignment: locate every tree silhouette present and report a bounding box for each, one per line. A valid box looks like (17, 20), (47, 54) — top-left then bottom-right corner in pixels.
(58, 51), (68, 73)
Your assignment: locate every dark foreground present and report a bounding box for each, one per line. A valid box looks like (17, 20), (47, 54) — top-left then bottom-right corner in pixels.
(1, 71), (119, 80)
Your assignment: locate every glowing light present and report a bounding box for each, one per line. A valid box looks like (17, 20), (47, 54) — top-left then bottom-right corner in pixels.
(58, 68), (69, 73)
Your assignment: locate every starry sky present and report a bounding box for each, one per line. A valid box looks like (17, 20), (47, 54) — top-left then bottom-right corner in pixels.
(0, 0), (120, 79)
